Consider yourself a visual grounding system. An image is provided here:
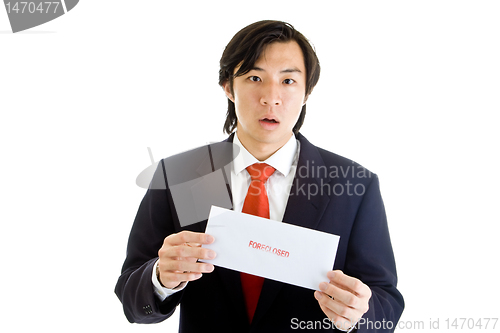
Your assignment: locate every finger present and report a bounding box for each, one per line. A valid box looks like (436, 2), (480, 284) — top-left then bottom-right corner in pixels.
(160, 243), (217, 261)
(327, 270), (371, 298)
(161, 259), (215, 274)
(184, 242), (202, 247)
(164, 231), (215, 246)
(160, 271), (204, 285)
(314, 292), (356, 330)
(315, 290), (358, 319)
(319, 281), (361, 309)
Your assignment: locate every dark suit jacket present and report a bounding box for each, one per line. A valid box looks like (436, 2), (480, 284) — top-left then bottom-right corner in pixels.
(115, 133), (404, 332)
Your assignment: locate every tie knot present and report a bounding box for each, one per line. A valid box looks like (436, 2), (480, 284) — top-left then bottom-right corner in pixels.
(246, 163), (275, 183)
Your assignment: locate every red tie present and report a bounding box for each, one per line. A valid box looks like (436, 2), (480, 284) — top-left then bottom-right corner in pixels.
(240, 163), (275, 323)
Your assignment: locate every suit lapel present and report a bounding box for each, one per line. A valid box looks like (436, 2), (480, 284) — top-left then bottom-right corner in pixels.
(194, 134), (235, 202)
(188, 136), (236, 233)
(282, 133), (332, 230)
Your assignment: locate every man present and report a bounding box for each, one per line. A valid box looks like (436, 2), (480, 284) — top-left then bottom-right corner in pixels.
(115, 20), (404, 332)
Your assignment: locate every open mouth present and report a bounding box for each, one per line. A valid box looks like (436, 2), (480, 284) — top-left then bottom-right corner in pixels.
(259, 117), (280, 130)
(260, 118), (279, 123)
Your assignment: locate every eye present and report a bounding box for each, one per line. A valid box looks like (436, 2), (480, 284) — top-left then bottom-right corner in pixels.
(249, 76), (261, 82)
(283, 78), (295, 85)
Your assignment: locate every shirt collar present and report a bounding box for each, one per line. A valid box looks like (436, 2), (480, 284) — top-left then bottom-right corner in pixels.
(233, 132), (298, 177)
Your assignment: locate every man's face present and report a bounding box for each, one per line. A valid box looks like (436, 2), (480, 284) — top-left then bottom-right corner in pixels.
(224, 41), (307, 154)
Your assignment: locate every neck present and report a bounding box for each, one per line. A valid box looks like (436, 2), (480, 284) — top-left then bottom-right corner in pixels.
(236, 132), (292, 161)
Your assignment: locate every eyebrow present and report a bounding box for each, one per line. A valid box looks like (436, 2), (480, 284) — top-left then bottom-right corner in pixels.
(251, 66), (302, 74)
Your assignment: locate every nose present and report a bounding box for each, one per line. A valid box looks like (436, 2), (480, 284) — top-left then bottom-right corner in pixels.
(260, 82), (282, 106)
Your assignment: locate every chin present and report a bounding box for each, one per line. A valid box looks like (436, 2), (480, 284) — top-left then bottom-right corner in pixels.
(257, 132), (289, 144)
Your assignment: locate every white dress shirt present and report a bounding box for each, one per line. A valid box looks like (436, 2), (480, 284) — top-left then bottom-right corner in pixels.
(152, 132), (300, 301)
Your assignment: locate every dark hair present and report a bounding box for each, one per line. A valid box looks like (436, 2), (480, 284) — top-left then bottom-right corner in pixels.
(219, 20), (321, 135)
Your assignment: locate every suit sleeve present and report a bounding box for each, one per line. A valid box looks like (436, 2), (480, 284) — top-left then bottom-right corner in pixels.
(114, 161), (183, 323)
(344, 175), (404, 333)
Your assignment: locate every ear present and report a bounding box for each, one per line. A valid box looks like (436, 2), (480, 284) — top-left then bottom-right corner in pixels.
(222, 81), (235, 103)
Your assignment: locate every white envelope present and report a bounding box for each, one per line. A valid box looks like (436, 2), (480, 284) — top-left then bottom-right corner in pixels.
(200, 206), (340, 291)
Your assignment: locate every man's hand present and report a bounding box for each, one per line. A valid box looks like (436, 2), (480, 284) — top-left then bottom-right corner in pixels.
(314, 270), (372, 331)
(157, 231), (216, 289)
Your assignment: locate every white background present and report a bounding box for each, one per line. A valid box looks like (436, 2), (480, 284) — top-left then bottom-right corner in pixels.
(1, 1), (499, 332)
